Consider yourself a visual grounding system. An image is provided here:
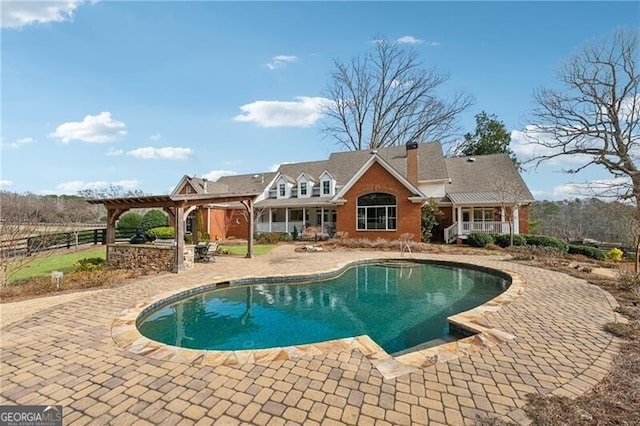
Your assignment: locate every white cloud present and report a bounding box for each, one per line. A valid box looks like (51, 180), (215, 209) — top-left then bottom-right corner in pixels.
(49, 112), (127, 144)
(106, 148), (123, 157)
(1, 0), (88, 29)
(55, 179), (138, 194)
(510, 127), (590, 166)
(269, 162), (293, 172)
(0, 180), (13, 188)
(2, 137), (35, 149)
(149, 133), (161, 141)
(551, 178), (631, 200)
(397, 35), (423, 44)
(233, 96), (330, 127)
(266, 55), (297, 70)
(126, 147), (193, 160)
(202, 170), (237, 181)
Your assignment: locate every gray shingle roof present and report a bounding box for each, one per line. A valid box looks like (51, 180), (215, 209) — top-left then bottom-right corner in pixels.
(444, 155), (534, 202)
(215, 172), (278, 194)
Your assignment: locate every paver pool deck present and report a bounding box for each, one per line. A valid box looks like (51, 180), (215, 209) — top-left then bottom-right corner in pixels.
(0, 246), (624, 425)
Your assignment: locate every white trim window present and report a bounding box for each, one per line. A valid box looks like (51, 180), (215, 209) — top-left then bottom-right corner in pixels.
(322, 179), (331, 196)
(357, 193), (397, 231)
(278, 183), (286, 197)
(299, 181), (308, 197)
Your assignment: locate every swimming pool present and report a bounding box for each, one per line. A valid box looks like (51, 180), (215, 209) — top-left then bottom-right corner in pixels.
(137, 260), (509, 354)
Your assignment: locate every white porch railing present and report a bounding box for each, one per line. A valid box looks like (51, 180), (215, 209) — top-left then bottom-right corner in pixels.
(444, 221), (512, 243)
(255, 221), (304, 234)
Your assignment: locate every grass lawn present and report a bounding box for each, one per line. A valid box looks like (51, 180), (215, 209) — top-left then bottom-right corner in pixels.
(218, 244), (276, 256)
(9, 247), (106, 283)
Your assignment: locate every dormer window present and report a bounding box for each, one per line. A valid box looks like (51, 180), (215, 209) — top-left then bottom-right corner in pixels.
(322, 180), (331, 196)
(279, 183), (286, 197)
(300, 182), (308, 196)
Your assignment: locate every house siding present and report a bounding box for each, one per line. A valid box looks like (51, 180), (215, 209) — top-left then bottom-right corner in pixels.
(519, 205), (530, 234)
(336, 161), (422, 242)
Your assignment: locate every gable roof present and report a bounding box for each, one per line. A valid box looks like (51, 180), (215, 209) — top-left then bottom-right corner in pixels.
(444, 154), (534, 202)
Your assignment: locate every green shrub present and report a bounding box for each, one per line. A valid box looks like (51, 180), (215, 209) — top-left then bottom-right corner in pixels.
(523, 234), (568, 253)
(184, 233), (193, 244)
(493, 234), (526, 248)
(568, 244), (605, 260)
(117, 212), (143, 231)
(146, 226), (175, 240)
(605, 247), (623, 262)
(256, 232), (291, 244)
(73, 257), (106, 272)
(467, 233), (494, 247)
(141, 210), (168, 230)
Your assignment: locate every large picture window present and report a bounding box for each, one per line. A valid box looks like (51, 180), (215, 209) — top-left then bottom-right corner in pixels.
(357, 193), (397, 231)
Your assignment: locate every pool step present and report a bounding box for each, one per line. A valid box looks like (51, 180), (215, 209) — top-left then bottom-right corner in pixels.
(391, 335), (458, 357)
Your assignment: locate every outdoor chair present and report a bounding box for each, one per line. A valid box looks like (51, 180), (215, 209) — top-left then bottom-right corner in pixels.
(194, 242), (216, 263)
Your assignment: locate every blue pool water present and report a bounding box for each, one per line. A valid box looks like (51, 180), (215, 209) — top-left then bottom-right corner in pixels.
(138, 261), (509, 354)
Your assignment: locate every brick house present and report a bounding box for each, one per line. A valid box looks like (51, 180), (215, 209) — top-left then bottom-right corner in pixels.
(171, 142), (533, 243)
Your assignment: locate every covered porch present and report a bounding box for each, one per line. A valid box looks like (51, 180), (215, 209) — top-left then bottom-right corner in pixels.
(444, 205), (519, 243)
(255, 205), (337, 237)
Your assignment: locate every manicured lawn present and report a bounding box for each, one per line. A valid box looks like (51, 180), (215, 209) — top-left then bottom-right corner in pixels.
(9, 247), (106, 283)
(218, 244), (277, 256)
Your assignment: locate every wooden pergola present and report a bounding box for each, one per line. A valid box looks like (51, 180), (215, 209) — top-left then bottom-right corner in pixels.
(87, 192), (260, 272)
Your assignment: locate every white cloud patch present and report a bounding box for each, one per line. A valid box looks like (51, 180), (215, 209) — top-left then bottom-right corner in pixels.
(510, 127), (590, 166)
(552, 178), (631, 200)
(0, 180), (13, 188)
(202, 170), (237, 181)
(1, 0), (89, 29)
(269, 162), (293, 172)
(2, 137), (35, 149)
(149, 133), (161, 141)
(49, 112), (127, 144)
(126, 147), (193, 160)
(233, 96), (330, 128)
(397, 35), (423, 44)
(106, 148), (123, 157)
(266, 55), (297, 70)
(55, 179), (138, 194)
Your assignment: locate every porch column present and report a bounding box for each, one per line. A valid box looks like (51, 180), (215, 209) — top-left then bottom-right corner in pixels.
(456, 206), (462, 236)
(285, 207), (289, 234)
(513, 206), (520, 234)
(173, 203), (185, 273)
(269, 209), (272, 232)
(302, 207), (306, 231)
(321, 207), (325, 232)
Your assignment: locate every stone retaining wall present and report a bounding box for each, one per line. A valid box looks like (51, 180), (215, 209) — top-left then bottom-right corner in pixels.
(107, 244), (194, 272)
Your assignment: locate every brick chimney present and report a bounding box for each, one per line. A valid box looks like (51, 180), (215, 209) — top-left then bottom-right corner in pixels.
(406, 141), (419, 186)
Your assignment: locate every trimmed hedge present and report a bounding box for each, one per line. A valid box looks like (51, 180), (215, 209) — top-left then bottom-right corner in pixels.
(146, 226), (175, 240)
(493, 234), (526, 248)
(568, 244), (606, 261)
(523, 234), (569, 253)
(255, 232), (292, 244)
(467, 233), (494, 247)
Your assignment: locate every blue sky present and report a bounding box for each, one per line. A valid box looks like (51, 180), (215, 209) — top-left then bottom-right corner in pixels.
(1, 1), (638, 199)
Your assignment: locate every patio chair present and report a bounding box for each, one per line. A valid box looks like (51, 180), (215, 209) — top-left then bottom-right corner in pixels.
(194, 242), (215, 263)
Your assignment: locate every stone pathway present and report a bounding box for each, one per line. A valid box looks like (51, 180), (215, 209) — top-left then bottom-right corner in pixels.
(0, 246), (623, 425)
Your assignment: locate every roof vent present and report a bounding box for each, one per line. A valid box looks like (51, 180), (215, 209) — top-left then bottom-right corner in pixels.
(370, 150), (378, 155)
(253, 174), (264, 183)
(467, 157), (476, 163)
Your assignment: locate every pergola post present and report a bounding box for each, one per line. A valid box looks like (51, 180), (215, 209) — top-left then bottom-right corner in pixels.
(174, 203), (186, 272)
(242, 199), (255, 258)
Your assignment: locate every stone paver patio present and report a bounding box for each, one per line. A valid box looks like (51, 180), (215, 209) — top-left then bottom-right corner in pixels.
(0, 246), (624, 425)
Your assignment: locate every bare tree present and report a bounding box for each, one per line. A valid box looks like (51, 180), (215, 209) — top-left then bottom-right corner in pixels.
(0, 192), (58, 286)
(322, 38), (473, 151)
(525, 28), (640, 267)
(493, 177), (531, 246)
